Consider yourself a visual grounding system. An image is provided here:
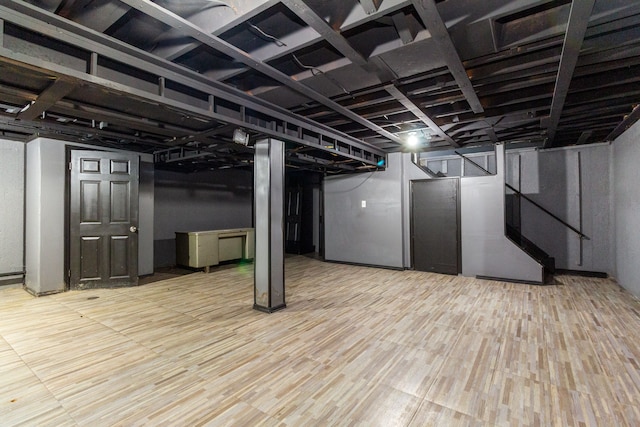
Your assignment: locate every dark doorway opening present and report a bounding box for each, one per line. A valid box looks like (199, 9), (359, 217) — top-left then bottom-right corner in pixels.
(285, 171), (321, 255)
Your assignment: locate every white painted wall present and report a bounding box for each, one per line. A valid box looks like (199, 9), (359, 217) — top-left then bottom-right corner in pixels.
(612, 120), (640, 297)
(0, 139), (24, 281)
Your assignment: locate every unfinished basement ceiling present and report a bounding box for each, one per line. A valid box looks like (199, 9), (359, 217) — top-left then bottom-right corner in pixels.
(0, 0), (639, 173)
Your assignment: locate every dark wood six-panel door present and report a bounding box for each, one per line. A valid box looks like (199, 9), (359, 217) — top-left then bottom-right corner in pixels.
(69, 150), (139, 289)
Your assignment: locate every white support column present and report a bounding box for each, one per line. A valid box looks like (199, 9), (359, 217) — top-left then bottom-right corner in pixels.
(253, 138), (286, 312)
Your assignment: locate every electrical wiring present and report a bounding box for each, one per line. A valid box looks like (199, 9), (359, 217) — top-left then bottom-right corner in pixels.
(291, 54), (320, 75)
(167, 0), (238, 15)
(242, 23), (353, 99)
(247, 22), (287, 47)
(292, 54), (352, 97)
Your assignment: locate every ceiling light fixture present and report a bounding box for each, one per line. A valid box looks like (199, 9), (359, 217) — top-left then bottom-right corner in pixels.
(406, 132), (419, 147)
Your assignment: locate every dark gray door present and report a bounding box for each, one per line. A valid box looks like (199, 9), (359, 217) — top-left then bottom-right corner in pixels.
(69, 150), (139, 289)
(411, 178), (460, 275)
(285, 185), (302, 253)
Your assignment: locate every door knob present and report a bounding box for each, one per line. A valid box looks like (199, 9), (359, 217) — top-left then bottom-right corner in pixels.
(129, 225), (138, 233)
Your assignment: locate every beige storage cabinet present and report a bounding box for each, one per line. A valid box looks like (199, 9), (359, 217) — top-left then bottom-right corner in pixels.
(175, 228), (255, 271)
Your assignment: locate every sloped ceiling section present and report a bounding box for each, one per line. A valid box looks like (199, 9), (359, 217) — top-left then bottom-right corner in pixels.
(0, 0), (639, 172)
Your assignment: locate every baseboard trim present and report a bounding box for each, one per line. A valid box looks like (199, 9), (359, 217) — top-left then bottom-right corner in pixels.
(0, 276), (23, 287)
(555, 269), (608, 278)
(24, 287), (64, 297)
(323, 258), (405, 271)
(476, 275), (546, 286)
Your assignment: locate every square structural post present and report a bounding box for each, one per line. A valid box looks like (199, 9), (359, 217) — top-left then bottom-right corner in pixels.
(253, 138), (286, 312)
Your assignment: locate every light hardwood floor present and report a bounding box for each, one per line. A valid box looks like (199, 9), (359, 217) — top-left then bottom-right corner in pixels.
(1, 256), (640, 426)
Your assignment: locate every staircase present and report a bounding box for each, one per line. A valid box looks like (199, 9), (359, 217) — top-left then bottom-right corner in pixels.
(505, 224), (556, 284)
(410, 151), (570, 285)
(504, 184), (590, 285)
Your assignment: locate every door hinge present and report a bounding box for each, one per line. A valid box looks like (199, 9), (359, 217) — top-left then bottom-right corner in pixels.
(68, 161), (72, 171)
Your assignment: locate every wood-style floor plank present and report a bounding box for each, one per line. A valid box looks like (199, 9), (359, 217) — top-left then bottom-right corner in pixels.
(1, 256), (640, 426)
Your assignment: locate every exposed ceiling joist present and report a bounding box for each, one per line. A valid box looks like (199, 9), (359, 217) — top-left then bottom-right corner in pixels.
(0, 115), (167, 148)
(0, 0), (638, 173)
(576, 130), (593, 145)
(605, 104), (640, 142)
(282, 0), (368, 67)
(411, 0), (484, 114)
(391, 11), (416, 45)
(544, 0), (596, 147)
(52, 101), (188, 138)
(59, 0), (129, 32)
(119, 0), (404, 145)
(385, 84), (459, 148)
(17, 78), (76, 121)
(485, 127), (498, 143)
(0, 1), (268, 108)
(281, 0), (396, 83)
(0, 1), (386, 163)
(56, 0), (83, 16)
(0, 46), (383, 164)
(153, 0), (281, 61)
(178, 0), (412, 84)
(174, 124), (237, 146)
(358, 0), (382, 15)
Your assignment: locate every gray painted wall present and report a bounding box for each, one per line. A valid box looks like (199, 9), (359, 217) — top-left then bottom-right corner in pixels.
(153, 168), (253, 267)
(138, 162), (155, 276)
(324, 152), (404, 268)
(612, 120), (640, 297)
(324, 148), (541, 281)
(0, 139), (24, 283)
(25, 139), (66, 294)
(461, 144), (543, 282)
(24, 138), (154, 295)
(506, 144), (612, 274)
(24, 140), (41, 291)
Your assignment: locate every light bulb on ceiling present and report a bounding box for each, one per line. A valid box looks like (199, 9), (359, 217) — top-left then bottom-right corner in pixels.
(407, 132), (419, 147)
